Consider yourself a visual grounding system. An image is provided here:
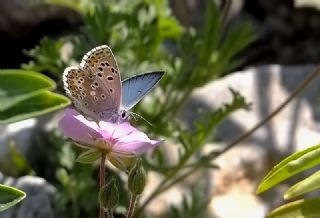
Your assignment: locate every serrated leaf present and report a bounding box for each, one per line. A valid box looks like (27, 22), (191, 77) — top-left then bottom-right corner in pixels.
(257, 144), (320, 194)
(0, 70), (56, 111)
(268, 198), (320, 218)
(76, 149), (101, 164)
(284, 170), (320, 200)
(0, 184), (26, 211)
(0, 91), (70, 124)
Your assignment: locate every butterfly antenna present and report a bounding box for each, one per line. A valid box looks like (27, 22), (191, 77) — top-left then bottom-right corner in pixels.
(130, 112), (138, 121)
(129, 112), (154, 127)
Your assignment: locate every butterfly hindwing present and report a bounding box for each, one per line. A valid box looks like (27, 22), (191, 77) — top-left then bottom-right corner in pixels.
(64, 45), (122, 121)
(121, 71), (164, 110)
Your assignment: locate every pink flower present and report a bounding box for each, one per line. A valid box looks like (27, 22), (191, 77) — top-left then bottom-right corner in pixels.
(58, 109), (163, 167)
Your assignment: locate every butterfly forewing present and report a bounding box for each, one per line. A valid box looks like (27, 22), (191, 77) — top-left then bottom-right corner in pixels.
(63, 45), (122, 121)
(121, 71), (164, 110)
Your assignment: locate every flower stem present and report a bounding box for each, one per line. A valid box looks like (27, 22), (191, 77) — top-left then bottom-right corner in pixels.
(106, 209), (113, 218)
(126, 195), (138, 218)
(99, 153), (107, 218)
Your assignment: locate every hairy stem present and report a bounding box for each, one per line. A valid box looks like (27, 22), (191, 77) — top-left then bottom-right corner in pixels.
(126, 195), (138, 218)
(106, 209), (113, 218)
(99, 153), (107, 218)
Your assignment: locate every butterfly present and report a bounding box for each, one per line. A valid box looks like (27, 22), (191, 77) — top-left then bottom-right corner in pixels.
(63, 45), (164, 123)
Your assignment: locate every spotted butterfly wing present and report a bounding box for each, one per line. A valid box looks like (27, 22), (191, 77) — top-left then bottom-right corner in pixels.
(121, 71), (164, 110)
(63, 45), (122, 122)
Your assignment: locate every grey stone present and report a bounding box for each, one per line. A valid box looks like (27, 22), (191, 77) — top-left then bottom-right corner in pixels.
(181, 64), (320, 217)
(0, 173), (55, 218)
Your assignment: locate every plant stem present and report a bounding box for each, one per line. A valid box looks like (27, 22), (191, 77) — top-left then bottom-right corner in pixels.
(99, 153), (107, 218)
(221, 0), (231, 28)
(106, 209), (113, 218)
(126, 195), (138, 218)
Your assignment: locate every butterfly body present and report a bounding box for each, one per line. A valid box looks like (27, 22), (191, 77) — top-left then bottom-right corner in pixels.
(63, 45), (164, 123)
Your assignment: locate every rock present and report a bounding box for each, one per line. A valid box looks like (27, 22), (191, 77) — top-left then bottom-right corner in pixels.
(0, 119), (37, 175)
(0, 0), (82, 68)
(181, 64), (320, 217)
(0, 173), (56, 218)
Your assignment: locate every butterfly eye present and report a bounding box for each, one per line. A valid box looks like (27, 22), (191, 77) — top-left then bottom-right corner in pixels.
(121, 111), (126, 118)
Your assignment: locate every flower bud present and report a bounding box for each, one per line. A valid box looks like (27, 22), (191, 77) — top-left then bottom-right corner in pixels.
(128, 158), (146, 195)
(98, 178), (119, 209)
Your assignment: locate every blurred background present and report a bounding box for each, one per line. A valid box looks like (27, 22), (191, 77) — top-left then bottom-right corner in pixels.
(1, 0), (320, 217)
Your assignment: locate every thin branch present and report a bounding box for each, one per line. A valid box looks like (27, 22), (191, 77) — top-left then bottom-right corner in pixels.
(126, 195), (138, 218)
(221, 0), (232, 29)
(99, 153), (107, 218)
(216, 64), (320, 158)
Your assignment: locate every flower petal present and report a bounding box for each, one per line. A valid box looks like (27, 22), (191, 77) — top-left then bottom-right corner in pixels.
(59, 108), (102, 145)
(113, 129), (163, 154)
(98, 121), (137, 140)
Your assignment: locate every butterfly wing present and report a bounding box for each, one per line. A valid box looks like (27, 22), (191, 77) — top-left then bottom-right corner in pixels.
(63, 45), (122, 121)
(121, 71), (164, 110)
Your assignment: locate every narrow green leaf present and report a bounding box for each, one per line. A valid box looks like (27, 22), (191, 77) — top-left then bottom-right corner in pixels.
(0, 184), (26, 211)
(257, 144), (320, 194)
(76, 149), (101, 164)
(284, 170), (320, 200)
(0, 70), (56, 111)
(0, 91), (70, 124)
(268, 198), (320, 218)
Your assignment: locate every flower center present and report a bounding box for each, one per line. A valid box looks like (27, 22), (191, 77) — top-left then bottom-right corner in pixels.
(95, 138), (113, 153)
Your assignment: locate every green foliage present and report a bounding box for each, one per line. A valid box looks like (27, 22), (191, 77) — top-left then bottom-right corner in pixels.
(284, 170), (320, 200)
(19, 0), (255, 217)
(257, 144), (320, 217)
(0, 91), (70, 124)
(0, 69), (55, 111)
(0, 70), (70, 124)
(0, 184), (26, 212)
(22, 38), (67, 78)
(267, 198), (320, 218)
(48, 132), (98, 218)
(257, 144), (320, 194)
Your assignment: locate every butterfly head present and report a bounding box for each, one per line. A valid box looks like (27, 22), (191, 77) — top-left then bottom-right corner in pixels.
(111, 109), (130, 123)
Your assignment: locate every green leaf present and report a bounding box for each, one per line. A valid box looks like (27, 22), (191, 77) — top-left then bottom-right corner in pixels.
(76, 149), (101, 164)
(267, 198), (320, 218)
(257, 144), (320, 194)
(0, 70), (56, 111)
(0, 184), (26, 211)
(0, 91), (70, 124)
(284, 170), (320, 200)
